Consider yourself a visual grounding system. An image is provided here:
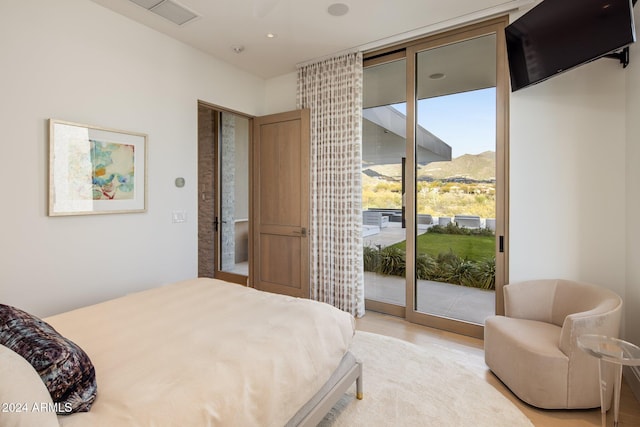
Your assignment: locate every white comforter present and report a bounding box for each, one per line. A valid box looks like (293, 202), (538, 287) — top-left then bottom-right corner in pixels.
(45, 278), (355, 427)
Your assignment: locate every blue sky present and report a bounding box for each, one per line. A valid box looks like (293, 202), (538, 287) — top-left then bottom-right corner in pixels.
(393, 87), (496, 158)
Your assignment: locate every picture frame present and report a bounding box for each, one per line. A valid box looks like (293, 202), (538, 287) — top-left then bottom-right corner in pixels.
(48, 119), (148, 216)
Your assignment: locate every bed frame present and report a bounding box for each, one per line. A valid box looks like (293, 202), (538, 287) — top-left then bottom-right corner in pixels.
(287, 352), (363, 426)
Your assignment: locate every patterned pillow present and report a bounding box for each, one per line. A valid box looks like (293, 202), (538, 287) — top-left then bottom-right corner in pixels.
(0, 304), (97, 414)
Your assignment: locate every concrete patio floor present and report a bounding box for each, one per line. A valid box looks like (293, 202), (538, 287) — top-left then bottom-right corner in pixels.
(365, 272), (495, 325)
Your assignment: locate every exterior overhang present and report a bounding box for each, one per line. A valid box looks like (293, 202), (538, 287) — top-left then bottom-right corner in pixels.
(363, 106), (451, 165)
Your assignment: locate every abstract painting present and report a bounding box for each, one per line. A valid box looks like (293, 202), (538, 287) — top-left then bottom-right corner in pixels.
(90, 140), (135, 200)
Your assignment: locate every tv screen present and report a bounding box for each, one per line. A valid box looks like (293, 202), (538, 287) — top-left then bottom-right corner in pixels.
(506, 0), (636, 91)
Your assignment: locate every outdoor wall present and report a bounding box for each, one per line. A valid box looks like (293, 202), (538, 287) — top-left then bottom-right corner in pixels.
(0, 0), (265, 317)
(221, 113), (237, 270)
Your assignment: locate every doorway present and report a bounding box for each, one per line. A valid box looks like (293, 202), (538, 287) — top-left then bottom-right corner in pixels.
(198, 102), (311, 294)
(198, 101), (250, 285)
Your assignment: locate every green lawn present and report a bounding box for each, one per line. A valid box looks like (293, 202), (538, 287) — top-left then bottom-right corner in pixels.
(391, 233), (495, 261)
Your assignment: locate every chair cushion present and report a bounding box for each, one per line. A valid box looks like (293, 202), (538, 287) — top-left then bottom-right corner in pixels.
(485, 315), (569, 409)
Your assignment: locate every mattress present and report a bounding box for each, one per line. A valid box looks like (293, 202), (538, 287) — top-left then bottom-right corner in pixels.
(44, 278), (355, 426)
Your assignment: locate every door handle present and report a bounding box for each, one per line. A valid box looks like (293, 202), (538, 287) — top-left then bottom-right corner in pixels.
(293, 227), (307, 237)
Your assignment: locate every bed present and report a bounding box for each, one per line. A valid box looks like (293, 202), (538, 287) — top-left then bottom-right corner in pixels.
(0, 278), (362, 426)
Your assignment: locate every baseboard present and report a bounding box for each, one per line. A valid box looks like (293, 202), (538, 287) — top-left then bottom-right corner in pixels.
(624, 366), (640, 403)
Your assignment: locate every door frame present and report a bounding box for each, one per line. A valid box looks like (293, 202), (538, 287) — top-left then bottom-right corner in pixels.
(197, 101), (311, 294)
(363, 16), (510, 338)
(197, 100), (253, 286)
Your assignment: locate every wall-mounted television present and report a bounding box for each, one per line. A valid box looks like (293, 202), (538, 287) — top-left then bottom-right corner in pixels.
(505, 0), (636, 91)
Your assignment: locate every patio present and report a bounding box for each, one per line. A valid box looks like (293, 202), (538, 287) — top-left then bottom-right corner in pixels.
(363, 221), (496, 325)
(365, 272), (495, 325)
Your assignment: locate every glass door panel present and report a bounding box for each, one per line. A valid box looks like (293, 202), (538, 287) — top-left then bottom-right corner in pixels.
(414, 34), (497, 325)
(362, 57), (407, 312)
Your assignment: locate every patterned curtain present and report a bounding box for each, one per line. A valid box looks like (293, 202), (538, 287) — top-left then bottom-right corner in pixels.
(296, 51), (365, 317)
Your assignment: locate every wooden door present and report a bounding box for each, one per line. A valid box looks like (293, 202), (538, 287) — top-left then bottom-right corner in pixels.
(252, 109), (310, 298)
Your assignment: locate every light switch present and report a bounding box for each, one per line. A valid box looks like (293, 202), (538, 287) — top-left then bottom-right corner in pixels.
(172, 210), (187, 223)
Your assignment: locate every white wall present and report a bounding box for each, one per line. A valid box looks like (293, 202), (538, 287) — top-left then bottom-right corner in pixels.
(265, 72), (297, 114)
(509, 59), (628, 298)
(624, 7), (640, 381)
(508, 4), (640, 351)
(507, 7), (638, 353)
(0, 0), (265, 317)
(504, 4), (629, 294)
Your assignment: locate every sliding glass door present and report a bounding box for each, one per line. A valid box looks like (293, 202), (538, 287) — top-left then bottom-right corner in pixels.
(363, 18), (509, 337)
(411, 34), (498, 333)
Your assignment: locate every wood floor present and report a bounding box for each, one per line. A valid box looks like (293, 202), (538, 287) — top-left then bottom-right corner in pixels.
(356, 311), (640, 427)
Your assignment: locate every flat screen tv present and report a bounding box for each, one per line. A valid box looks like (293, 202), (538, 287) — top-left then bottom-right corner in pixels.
(505, 0), (636, 91)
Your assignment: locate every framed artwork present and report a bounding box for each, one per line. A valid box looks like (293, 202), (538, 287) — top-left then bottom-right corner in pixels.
(48, 119), (148, 216)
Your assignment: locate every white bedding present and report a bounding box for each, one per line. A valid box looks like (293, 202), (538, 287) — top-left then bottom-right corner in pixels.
(44, 278), (355, 427)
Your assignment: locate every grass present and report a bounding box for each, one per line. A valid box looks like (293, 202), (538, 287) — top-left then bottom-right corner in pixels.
(390, 233), (495, 261)
(364, 224), (497, 289)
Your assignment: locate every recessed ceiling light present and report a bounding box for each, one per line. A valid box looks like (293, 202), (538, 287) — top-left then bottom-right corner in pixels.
(328, 3), (349, 17)
(429, 73), (446, 80)
(266, 33), (277, 38)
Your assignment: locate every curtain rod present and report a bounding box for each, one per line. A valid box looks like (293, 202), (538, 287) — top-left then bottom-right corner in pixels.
(296, 48), (362, 69)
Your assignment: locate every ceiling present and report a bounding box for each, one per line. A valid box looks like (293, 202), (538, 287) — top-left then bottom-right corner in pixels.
(89, 0), (531, 79)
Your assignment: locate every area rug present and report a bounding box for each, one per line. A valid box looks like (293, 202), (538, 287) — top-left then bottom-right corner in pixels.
(320, 331), (534, 427)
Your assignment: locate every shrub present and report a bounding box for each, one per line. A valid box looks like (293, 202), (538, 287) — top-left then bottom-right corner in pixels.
(426, 222), (494, 237)
(449, 258), (478, 288)
(363, 246), (496, 290)
(416, 253), (437, 280)
(363, 245), (380, 272)
(474, 257), (496, 290)
(377, 246), (406, 277)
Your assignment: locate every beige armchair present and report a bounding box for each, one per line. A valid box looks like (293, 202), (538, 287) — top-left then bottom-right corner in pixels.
(484, 279), (623, 409)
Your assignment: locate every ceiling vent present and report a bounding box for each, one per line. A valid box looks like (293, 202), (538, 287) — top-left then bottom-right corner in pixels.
(129, 0), (200, 26)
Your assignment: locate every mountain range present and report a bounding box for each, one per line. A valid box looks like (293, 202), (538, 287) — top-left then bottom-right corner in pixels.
(363, 151), (496, 183)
